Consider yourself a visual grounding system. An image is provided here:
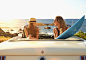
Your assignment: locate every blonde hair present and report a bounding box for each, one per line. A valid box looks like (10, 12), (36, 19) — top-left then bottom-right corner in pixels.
(28, 23), (39, 37)
(55, 16), (67, 33)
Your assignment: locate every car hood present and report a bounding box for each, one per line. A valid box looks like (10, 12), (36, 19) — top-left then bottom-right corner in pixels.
(0, 40), (86, 56)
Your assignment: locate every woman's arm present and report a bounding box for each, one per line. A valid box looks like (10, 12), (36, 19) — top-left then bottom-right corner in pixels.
(25, 27), (29, 37)
(53, 28), (58, 39)
(53, 28), (56, 38)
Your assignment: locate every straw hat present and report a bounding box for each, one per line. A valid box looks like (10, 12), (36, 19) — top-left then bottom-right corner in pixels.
(28, 18), (36, 23)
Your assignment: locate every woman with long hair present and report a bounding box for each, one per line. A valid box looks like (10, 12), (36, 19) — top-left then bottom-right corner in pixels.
(53, 16), (68, 39)
(25, 18), (39, 39)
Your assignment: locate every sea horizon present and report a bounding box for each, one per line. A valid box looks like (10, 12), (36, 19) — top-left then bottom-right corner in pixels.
(0, 19), (86, 34)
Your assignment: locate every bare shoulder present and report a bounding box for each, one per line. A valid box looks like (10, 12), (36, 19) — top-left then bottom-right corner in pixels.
(25, 27), (28, 30)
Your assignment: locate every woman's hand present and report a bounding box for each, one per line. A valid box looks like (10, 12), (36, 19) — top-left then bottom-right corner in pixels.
(53, 28), (58, 34)
(28, 34), (32, 39)
(53, 28), (58, 39)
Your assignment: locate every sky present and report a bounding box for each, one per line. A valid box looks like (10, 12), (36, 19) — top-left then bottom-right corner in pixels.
(0, 0), (86, 19)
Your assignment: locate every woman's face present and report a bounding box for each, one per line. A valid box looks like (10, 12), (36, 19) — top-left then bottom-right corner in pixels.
(54, 19), (60, 26)
(28, 22), (36, 26)
(33, 22), (36, 26)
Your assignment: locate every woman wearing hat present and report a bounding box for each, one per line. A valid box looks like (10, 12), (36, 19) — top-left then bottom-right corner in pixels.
(53, 16), (68, 39)
(25, 18), (39, 39)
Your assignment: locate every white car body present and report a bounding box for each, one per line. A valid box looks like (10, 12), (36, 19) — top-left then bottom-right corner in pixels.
(0, 35), (86, 60)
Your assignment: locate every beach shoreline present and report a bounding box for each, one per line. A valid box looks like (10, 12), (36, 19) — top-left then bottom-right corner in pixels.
(0, 28), (20, 43)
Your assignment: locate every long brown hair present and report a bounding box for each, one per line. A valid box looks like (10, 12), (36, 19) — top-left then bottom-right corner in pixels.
(55, 16), (67, 33)
(28, 23), (38, 37)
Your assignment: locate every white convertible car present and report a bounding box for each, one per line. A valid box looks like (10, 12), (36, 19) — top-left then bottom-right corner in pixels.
(0, 19), (86, 60)
(0, 31), (86, 60)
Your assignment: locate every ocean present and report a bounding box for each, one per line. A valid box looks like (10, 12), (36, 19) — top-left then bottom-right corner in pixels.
(0, 19), (86, 34)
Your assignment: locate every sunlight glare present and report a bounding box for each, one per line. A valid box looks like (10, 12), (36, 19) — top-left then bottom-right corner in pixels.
(0, 19), (14, 22)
